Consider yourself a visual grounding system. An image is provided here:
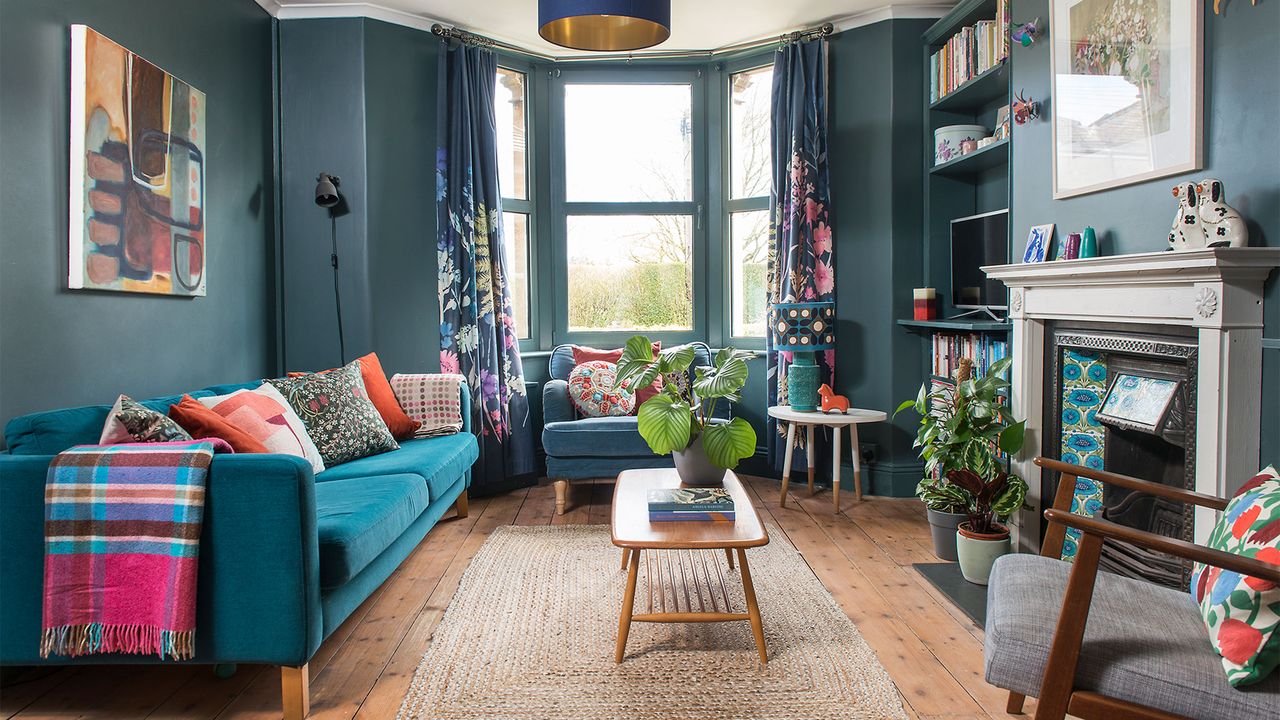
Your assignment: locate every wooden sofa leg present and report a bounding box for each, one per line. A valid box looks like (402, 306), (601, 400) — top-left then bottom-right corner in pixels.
(281, 664), (309, 720)
(454, 489), (469, 518)
(1006, 691), (1026, 714)
(554, 480), (568, 515)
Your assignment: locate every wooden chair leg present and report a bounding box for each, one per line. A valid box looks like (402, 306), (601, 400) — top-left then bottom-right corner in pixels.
(554, 479), (568, 515)
(454, 489), (468, 518)
(1007, 691), (1026, 714)
(281, 664), (309, 720)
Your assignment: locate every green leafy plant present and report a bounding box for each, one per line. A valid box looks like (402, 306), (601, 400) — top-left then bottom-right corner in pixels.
(617, 335), (757, 470)
(894, 356), (1027, 529)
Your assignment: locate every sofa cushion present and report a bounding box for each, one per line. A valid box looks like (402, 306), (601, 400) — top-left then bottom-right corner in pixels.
(315, 473), (429, 589)
(985, 554), (1279, 720)
(4, 391), (212, 455)
(315, 434), (477, 501)
(542, 416), (654, 458)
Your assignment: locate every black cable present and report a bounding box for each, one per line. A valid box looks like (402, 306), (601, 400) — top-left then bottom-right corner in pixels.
(330, 213), (346, 366)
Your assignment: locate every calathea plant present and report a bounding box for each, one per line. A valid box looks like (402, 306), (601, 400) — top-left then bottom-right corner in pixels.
(616, 336), (757, 470)
(895, 356), (1027, 527)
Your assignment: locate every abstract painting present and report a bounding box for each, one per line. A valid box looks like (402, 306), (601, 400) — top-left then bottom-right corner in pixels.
(1050, 0), (1202, 198)
(69, 25), (206, 296)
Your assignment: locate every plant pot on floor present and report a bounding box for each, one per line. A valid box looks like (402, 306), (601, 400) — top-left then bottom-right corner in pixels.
(925, 509), (967, 561)
(672, 440), (726, 487)
(955, 522), (1011, 585)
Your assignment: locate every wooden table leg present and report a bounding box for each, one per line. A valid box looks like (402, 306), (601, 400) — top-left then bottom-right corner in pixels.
(779, 421), (796, 507)
(849, 422), (863, 502)
(831, 425), (842, 513)
(616, 549), (641, 663)
(806, 424), (816, 495)
(737, 548), (768, 664)
(620, 547), (630, 571)
(724, 548), (735, 569)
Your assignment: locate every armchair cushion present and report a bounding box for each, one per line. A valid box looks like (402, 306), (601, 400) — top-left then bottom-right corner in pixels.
(985, 553), (1278, 720)
(543, 416), (653, 458)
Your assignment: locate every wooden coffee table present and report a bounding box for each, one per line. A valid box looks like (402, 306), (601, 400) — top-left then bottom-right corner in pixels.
(610, 468), (770, 664)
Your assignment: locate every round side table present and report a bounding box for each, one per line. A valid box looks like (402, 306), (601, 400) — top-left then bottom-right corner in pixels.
(766, 405), (888, 512)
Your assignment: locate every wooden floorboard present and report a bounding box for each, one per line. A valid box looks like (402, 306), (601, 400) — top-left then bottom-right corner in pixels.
(6, 475), (1030, 720)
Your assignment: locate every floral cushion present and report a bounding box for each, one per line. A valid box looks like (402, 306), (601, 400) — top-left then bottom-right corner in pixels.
(1190, 466), (1280, 687)
(266, 360), (399, 466)
(99, 394), (193, 444)
(566, 361), (635, 418)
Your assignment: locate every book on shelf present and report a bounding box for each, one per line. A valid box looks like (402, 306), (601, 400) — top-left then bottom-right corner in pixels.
(649, 511), (736, 523)
(929, 0), (1010, 104)
(930, 332), (1008, 380)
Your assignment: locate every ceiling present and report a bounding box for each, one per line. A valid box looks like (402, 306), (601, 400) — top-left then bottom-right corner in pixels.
(258, 1), (952, 56)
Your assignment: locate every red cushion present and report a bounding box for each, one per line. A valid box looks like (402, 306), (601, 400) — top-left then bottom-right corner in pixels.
(168, 395), (270, 453)
(572, 343), (663, 413)
(288, 352), (422, 440)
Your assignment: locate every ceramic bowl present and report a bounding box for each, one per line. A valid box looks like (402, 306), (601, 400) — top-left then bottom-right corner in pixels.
(935, 124), (986, 164)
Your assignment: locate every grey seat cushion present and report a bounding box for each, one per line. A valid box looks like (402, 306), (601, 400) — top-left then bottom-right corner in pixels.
(984, 554), (1278, 720)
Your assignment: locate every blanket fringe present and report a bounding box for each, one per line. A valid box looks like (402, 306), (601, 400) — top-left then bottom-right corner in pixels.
(40, 623), (195, 661)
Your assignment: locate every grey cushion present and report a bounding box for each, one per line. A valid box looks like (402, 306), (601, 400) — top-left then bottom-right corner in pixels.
(984, 554), (1278, 720)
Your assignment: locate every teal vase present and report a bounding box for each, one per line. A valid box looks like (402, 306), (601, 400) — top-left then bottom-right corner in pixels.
(788, 351), (819, 411)
(1080, 226), (1099, 259)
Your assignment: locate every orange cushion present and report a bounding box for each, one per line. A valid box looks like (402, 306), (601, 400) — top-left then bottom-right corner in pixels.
(288, 352), (421, 440)
(168, 395), (270, 453)
(573, 343), (663, 413)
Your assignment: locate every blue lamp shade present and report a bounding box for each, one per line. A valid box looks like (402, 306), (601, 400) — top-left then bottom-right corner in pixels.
(769, 302), (836, 351)
(538, 0), (671, 51)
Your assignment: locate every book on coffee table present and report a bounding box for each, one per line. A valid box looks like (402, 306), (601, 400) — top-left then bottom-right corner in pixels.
(647, 488), (735, 522)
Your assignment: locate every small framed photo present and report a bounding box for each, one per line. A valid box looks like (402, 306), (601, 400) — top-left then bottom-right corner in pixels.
(1023, 224), (1055, 263)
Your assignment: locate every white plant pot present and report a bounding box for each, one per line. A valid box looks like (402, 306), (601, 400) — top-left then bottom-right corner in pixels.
(934, 124), (986, 165)
(955, 524), (1011, 585)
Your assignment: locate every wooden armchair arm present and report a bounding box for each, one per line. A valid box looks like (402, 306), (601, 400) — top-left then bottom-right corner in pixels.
(1044, 508), (1280, 583)
(1036, 457), (1229, 512)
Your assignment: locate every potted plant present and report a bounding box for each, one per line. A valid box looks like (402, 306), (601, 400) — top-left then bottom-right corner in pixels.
(948, 467), (1026, 584)
(896, 356), (1027, 570)
(617, 335), (758, 486)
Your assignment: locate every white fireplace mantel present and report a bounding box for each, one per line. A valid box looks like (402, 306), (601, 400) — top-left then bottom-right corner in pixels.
(983, 247), (1280, 549)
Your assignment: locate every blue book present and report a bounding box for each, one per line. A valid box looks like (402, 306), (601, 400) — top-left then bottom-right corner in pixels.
(648, 511), (736, 523)
(646, 487), (734, 513)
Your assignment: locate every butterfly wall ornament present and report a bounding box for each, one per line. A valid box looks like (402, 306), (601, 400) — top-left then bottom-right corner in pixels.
(1008, 18), (1042, 47)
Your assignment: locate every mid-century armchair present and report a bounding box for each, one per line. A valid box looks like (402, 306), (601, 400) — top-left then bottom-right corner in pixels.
(984, 457), (1279, 720)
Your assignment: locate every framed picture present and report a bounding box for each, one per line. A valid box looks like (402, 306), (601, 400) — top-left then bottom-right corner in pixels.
(1023, 224), (1055, 263)
(69, 25), (207, 295)
(1050, 0), (1203, 199)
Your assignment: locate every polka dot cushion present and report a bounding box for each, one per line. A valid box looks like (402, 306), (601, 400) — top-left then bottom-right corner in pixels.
(1190, 465), (1280, 687)
(567, 361), (636, 418)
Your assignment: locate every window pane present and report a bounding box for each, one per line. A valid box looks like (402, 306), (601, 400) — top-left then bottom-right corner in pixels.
(730, 66), (773, 200)
(495, 68), (527, 200)
(730, 210), (769, 337)
(501, 212), (530, 339)
(566, 215), (693, 331)
(564, 84), (692, 202)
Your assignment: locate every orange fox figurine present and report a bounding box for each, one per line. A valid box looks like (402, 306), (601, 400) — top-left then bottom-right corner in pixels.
(818, 384), (850, 414)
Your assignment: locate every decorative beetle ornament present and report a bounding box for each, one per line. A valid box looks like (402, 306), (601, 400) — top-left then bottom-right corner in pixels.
(1168, 182), (1207, 251)
(818, 384), (850, 415)
(1196, 178), (1248, 248)
(1012, 92), (1039, 125)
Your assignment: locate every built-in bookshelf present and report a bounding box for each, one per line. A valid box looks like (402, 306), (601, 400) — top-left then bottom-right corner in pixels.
(907, 0), (1015, 388)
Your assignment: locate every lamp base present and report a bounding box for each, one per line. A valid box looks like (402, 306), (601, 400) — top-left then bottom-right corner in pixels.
(787, 351), (819, 412)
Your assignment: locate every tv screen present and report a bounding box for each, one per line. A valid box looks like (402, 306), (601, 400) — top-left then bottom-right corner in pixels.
(950, 209), (1009, 309)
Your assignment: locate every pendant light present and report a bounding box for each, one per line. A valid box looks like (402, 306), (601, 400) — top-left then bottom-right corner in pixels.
(538, 0), (671, 51)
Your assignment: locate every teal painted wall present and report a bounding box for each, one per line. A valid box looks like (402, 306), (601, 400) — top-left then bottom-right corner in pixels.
(1009, 0), (1280, 464)
(0, 0), (276, 433)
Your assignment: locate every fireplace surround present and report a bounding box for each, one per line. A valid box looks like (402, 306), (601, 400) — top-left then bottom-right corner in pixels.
(984, 247), (1279, 552)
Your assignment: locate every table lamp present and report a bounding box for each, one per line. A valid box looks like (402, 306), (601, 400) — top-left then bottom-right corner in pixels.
(769, 301), (836, 412)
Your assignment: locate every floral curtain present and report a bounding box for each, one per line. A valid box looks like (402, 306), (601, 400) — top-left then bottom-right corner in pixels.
(437, 42), (535, 494)
(766, 38), (836, 474)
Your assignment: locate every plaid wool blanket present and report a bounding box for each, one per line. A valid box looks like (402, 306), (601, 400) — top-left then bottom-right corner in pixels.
(390, 373), (466, 438)
(40, 439), (225, 660)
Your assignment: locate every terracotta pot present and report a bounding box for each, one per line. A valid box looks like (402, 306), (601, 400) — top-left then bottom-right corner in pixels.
(926, 508), (966, 561)
(955, 521), (1011, 585)
(672, 439), (726, 487)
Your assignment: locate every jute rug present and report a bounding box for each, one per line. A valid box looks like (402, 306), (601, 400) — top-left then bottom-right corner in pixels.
(398, 524), (908, 719)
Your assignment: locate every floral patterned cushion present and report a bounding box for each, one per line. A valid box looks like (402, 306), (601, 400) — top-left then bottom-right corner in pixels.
(266, 360), (399, 466)
(1190, 466), (1280, 687)
(99, 394), (192, 444)
(566, 361), (635, 418)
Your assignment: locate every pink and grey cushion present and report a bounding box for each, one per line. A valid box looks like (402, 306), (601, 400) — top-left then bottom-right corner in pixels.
(566, 361), (635, 418)
(984, 554), (1279, 720)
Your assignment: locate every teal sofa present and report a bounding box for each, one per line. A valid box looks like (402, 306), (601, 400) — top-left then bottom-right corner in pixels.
(0, 379), (477, 719)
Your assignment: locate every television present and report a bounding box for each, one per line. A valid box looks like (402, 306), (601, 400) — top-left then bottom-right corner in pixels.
(950, 209), (1009, 310)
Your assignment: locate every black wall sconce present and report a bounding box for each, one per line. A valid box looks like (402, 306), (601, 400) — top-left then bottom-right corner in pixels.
(315, 172), (346, 365)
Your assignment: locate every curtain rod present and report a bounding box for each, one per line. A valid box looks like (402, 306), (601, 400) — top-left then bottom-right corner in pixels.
(430, 22), (834, 63)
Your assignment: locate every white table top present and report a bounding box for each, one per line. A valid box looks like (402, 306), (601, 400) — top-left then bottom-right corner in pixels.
(767, 405), (888, 425)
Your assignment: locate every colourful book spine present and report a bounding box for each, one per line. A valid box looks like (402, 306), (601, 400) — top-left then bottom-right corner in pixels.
(648, 511), (736, 523)
(647, 503), (735, 513)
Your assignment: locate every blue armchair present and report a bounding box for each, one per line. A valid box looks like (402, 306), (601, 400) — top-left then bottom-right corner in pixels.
(541, 342), (726, 514)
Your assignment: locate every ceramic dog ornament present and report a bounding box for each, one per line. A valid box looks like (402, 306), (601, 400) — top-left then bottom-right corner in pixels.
(1197, 178), (1248, 248)
(1168, 182), (1206, 251)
